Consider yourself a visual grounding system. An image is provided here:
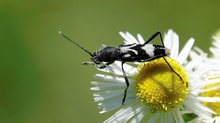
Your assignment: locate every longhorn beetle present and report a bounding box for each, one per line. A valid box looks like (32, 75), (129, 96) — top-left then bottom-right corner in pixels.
(59, 31), (184, 105)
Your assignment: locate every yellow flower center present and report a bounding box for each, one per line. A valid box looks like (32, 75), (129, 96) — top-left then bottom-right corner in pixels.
(200, 76), (220, 117)
(135, 57), (189, 111)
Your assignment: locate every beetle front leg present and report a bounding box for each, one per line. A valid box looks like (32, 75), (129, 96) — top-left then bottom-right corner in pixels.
(83, 62), (113, 69)
(83, 62), (106, 68)
(82, 62), (95, 65)
(97, 62), (114, 69)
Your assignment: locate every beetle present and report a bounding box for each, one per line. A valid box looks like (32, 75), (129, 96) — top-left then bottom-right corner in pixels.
(59, 31), (183, 105)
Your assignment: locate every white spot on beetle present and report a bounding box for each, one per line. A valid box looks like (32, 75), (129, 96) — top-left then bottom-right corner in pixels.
(120, 44), (138, 55)
(141, 44), (154, 57)
(123, 54), (131, 58)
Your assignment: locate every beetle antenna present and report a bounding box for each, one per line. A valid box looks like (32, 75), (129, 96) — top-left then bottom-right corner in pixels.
(59, 31), (93, 56)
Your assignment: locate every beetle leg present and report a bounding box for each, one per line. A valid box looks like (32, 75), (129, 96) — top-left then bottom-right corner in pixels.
(121, 62), (129, 105)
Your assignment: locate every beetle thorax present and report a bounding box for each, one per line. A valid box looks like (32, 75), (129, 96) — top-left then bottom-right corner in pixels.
(92, 46), (119, 63)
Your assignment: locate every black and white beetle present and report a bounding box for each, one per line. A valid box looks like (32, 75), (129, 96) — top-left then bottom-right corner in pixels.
(59, 31), (183, 105)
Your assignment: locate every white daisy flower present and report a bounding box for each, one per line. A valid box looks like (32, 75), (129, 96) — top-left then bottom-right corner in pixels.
(91, 30), (217, 123)
(191, 31), (220, 123)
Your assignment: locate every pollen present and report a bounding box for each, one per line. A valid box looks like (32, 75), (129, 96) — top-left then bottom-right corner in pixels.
(135, 57), (189, 111)
(200, 76), (220, 117)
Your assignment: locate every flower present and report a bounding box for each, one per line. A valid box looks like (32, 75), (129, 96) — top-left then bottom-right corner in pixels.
(91, 30), (217, 123)
(192, 30), (220, 123)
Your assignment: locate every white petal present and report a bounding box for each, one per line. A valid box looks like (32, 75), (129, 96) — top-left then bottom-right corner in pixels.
(129, 105), (146, 123)
(170, 33), (179, 59)
(185, 53), (206, 70)
(119, 32), (138, 44)
(93, 90), (123, 102)
(146, 111), (160, 123)
(125, 32), (139, 44)
(119, 32), (130, 44)
(98, 97), (125, 114)
(137, 34), (145, 44)
(184, 97), (213, 120)
(104, 100), (139, 123)
(164, 29), (174, 49)
(196, 97), (220, 102)
(177, 38), (194, 64)
(91, 81), (125, 90)
(94, 74), (125, 83)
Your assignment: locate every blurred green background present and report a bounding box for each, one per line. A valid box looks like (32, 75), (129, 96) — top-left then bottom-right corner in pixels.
(1, 0), (220, 123)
